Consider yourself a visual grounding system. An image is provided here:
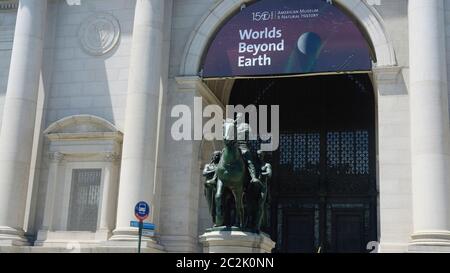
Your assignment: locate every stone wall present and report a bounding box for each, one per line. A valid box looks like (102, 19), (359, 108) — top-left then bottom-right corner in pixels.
(32, 0), (136, 236)
(0, 8), (16, 130)
(0, 0), (444, 252)
(372, 0), (412, 253)
(165, 0), (414, 253)
(44, 0), (136, 131)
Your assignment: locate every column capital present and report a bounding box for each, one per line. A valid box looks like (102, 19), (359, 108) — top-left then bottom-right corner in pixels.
(48, 152), (65, 163)
(0, 0), (18, 10)
(175, 76), (225, 109)
(175, 76), (201, 90)
(372, 65), (408, 96)
(104, 152), (121, 163)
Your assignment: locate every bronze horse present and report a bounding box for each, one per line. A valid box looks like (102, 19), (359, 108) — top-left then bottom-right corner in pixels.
(214, 118), (247, 228)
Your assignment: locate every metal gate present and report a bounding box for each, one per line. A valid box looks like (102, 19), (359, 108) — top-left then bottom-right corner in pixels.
(229, 74), (378, 253)
(67, 169), (102, 232)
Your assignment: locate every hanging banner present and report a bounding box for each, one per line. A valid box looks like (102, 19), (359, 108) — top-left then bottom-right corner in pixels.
(202, 0), (372, 78)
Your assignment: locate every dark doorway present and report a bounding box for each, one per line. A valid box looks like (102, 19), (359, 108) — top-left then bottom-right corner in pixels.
(228, 74), (378, 253)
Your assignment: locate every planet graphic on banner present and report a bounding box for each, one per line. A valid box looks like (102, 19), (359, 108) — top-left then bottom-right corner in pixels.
(296, 32), (323, 73)
(297, 32), (323, 56)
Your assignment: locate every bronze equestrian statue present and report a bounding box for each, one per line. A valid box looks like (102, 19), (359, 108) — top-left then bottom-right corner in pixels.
(202, 114), (272, 233)
(214, 118), (247, 228)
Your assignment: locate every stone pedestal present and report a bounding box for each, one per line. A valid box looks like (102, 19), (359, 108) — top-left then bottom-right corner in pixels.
(199, 231), (275, 253)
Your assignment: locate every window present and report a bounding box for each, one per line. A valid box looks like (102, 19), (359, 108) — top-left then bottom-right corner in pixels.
(40, 115), (122, 244)
(67, 169), (102, 231)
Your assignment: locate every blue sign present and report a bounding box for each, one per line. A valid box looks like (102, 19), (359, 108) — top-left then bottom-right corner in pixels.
(142, 230), (155, 237)
(134, 201), (150, 221)
(130, 221), (155, 230)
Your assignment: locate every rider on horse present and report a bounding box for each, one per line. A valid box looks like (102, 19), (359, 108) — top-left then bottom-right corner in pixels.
(205, 113), (264, 229)
(235, 113), (262, 188)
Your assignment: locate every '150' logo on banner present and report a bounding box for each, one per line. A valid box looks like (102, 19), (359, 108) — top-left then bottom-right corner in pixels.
(252, 12), (274, 21)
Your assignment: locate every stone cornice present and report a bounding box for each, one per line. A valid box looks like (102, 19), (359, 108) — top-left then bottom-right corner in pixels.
(0, 0), (18, 10)
(46, 131), (123, 142)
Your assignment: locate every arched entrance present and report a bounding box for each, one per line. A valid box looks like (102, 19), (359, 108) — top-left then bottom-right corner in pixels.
(180, 0), (400, 253)
(180, 0), (397, 76)
(229, 74), (377, 253)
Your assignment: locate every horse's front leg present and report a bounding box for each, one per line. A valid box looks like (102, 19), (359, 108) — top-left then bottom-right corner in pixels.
(214, 179), (224, 227)
(233, 188), (245, 229)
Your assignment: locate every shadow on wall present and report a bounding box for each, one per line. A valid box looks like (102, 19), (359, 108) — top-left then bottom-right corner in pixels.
(0, 9), (17, 131)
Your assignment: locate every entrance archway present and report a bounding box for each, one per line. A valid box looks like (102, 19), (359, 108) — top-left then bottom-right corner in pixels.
(229, 74), (377, 253)
(179, 0), (402, 253)
(180, 0), (397, 76)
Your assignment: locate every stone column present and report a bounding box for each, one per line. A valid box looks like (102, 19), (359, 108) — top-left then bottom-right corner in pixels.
(0, 0), (47, 246)
(35, 152), (63, 246)
(42, 152), (64, 231)
(409, 0), (450, 250)
(109, 0), (165, 251)
(97, 153), (119, 241)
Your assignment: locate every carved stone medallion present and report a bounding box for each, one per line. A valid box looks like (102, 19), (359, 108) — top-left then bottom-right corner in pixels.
(78, 13), (120, 56)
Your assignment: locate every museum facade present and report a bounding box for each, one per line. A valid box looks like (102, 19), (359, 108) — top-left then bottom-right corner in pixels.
(0, 0), (449, 253)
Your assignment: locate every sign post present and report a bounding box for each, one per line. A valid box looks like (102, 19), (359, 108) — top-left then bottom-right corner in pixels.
(138, 220), (143, 253)
(134, 201), (150, 253)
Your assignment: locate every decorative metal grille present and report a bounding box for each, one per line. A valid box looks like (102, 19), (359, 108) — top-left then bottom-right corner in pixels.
(279, 133), (320, 175)
(228, 75), (377, 253)
(67, 169), (101, 232)
(248, 137), (272, 155)
(327, 131), (369, 175)
(355, 131), (370, 175)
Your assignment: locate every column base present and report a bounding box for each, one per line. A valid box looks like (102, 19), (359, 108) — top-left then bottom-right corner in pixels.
(34, 229), (112, 248)
(408, 231), (450, 252)
(199, 230), (275, 253)
(160, 235), (201, 252)
(108, 227), (165, 253)
(378, 242), (408, 253)
(0, 226), (29, 246)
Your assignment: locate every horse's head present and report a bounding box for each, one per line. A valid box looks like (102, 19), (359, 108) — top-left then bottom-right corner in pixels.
(223, 118), (237, 147)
